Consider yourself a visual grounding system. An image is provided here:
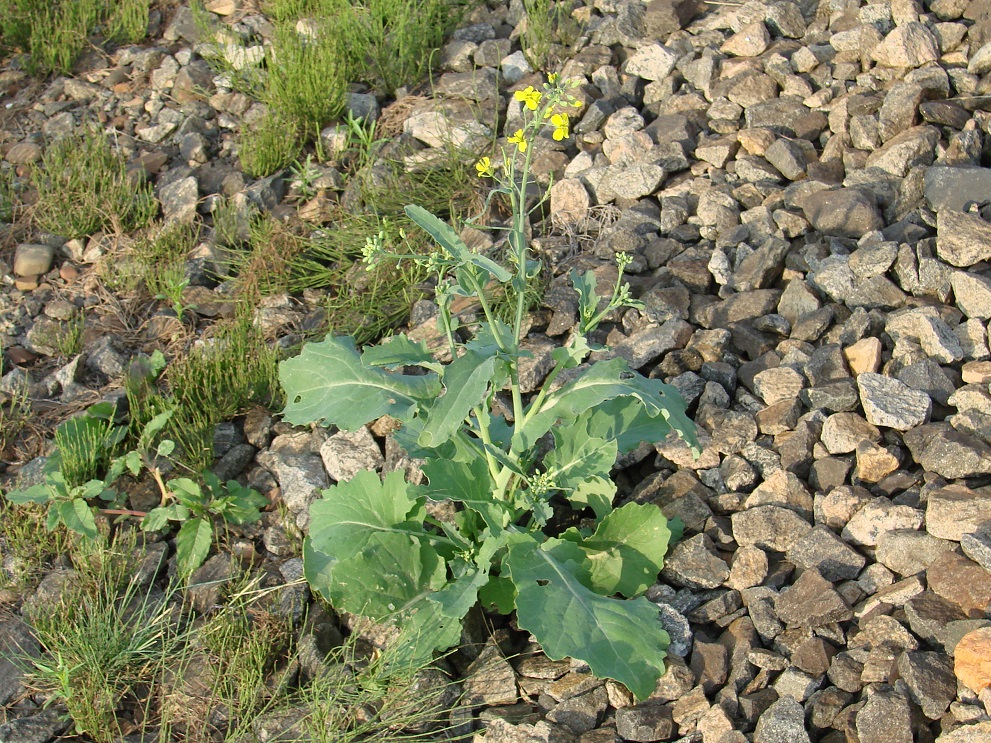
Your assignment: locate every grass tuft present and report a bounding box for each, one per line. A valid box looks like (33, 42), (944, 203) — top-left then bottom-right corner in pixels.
(238, 110), (304, 179)
(33, 127), (157, 239)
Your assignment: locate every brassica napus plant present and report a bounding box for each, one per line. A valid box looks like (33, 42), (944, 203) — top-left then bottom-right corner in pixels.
(280, 77), (699, 699)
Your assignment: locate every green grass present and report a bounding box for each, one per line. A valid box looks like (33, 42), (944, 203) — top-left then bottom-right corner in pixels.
(126, 317), (282, 472)
(0, 0), (149, 75)
(22, 530), (183, 743)
(0, 165), (18, 223)
(134, 221), (200, 314)
(520, 0), (582, 71)
(33, 127), (157, 239)
(238, 110), (304, 178)
(0, 499), (67, 594)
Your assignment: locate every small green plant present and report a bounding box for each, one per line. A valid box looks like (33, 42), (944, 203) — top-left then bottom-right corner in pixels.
(0, 166), (19, 222)
(289, 154), (323, 201)
(147, 262), (193, 317)
(520, 0), (582, 71)
(33, 127), (157, 239)
(0, 0), (150, 76)
(143, 472), (268, 578)
(0, 354), (32, 457)
(22, 530), (184, 743)
(53, 401), (127, 487)
(238, 110), (304, 178)
(281, 79), (700, 700)
(0, 498), (67, 592)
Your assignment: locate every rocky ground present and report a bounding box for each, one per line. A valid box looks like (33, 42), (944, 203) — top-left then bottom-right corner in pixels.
(3, 0), (991, 741)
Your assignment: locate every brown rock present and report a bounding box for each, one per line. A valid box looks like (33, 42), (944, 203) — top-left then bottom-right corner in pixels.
(844, 337), (882, 375)
(962, 361), (991, 385)
(955, 627), (991, 692)
(926, 552), (991, 617)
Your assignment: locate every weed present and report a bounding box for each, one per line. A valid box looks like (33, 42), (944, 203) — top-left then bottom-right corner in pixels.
(0, 166), (19, 223)
(238, 110), (303, 178)
(348, 0), (463, 97)
(261, 0), (323, 21)
(53, 402), (126, 489)
(34, 127), (157, 239)
(0, 499), (67, 593)
(520, 0), (583, 71)
(0, 355), (31, 459)
(23, 530), (184, 742)
(230, 212), (307, 299)
(210, 195), (252, 248)
(134, 221), (199, 316)
(289, 154), (323, 201)
(0, 0), (150, 75)
(266, 17), (350, 141)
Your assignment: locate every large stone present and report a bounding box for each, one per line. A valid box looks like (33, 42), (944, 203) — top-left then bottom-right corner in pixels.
(903, 424), (991, 480)
(731, 505), (812, 552)
(820, 412), (881, 454)
(925, 166), (991, 213)
(160, 176), (199, 224)
(786, 524), (866, 582)
(319, 426), (384, 482)
(624, 43), (678, 81)
(872, 22), (940, 68)
(13, 244), (54, 277)
(926, 552), (991, 617)
(950, 272), (991, 320)
(753, 696), (810, 743)
(955, 627), (991, 692)
(615, 704), (674, 742)
(643, 0), (703, 38)
(775, 569), (853, 628)
(801, 189), (883, 238)
(925, 486), (991, 541)
(876, 529), (955, 576)
(898, 651), (956, 719)
(857, 372), (931, 430)
(462, 641), (518, 707)
(841, 497), (923, 547)
(937, 210), (991, 267)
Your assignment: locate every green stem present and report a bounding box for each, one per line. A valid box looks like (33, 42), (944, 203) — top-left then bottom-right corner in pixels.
(471, 405), (502, 485)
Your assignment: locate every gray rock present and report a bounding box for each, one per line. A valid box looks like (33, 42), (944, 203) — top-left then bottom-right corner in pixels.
(876, 529), (955, 576)
(786, 524), (866, 582)
(842, 497), (923, 547)
(160, 176), (199, 224)
(820, 412), (881, 455)
(961, 528), (991, 572)
(0, 708), (71, 743)
(856, 688), (913, 743)
(4, 142), (42, 164)
(753, 696), (810, 743)
(0, 619), (39, 705)
(615, 703), (674, 742)
(257, 432), (329, 529)
(661, 533), (729, 589)
(937, 210), (991, 267)
(13, 244), (54, 277)
(950, 272), (991, 320)
(857, 372), (931, 431)
(643, 0), (702, 37)
(886, 308), (964, 364)
(925, 166), (991, 213)
(462, 640), (517, 707)
(751, 366), (805, 406)
(654, 602), (692, 658)
(319, 426), (384, 483)
(936, 722), (991, 742)
(801, 189), (883, 238)
(186, 552), (234, 613)
(873, 22), (939, 68)
(775, 568), (853, 628)
(545, 685), (608, 734)
(84, 335), (128, 379)
(624, 43), (677, 81)
(896, 359), (957, 406)
(925, 487), (991, 541)
(903, 423), (991, 480)
(732, 504), (811, 552)
(897, 651), (956, 719)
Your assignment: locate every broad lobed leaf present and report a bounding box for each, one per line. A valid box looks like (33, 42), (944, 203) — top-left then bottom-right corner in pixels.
(280, 335), (441, 430)
(505, 534), (669, 701)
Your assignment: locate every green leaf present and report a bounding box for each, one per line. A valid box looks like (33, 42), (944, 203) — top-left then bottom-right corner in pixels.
(124, 451), (142, 477)
(505, 535), (669, 701)
(388, 592), (465, 669)
(568, 476), (616, 520)
(405, 205), (512, 283)
(168, 478), (204, 508)
(581, 398), (674, 454)
(304, 470), (448, 620)
(280, 335), (441, 430)
(421, 458), (508, 531)
(543, 419), (617, 491)
(478, 574), (517, 614)
(5, 483), (52, 504)
(361, 334), (439, 371)
(418, 349), (497, 448)
(156, 439), (175, 458)
(176, 517), (214, 577)
(141, 507), (172, 532)
(561, 502), (671, 598)
(329, 534), (447, 619)
(516, 359), (700, 454)
(56, 499), (98, 540)
(571, 269), (601, 331)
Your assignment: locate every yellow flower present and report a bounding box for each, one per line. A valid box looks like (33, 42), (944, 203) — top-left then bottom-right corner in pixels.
(548, 73), (559, 84)
(475, 156), (494, 177)
(508, 129), (527, 153)
(514, 86), (541, 111)
(551, 113), (570, 141)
